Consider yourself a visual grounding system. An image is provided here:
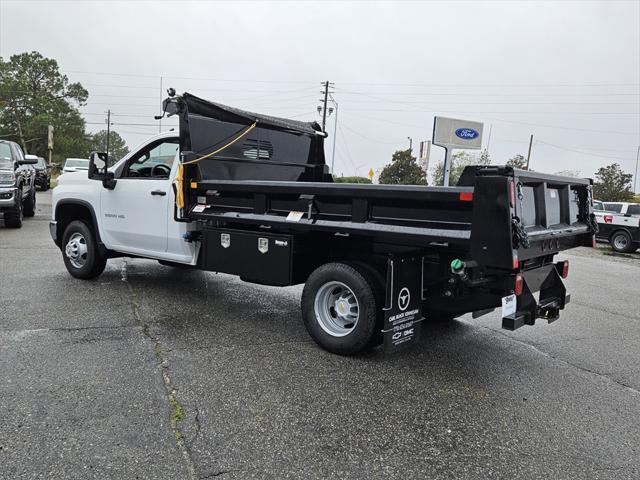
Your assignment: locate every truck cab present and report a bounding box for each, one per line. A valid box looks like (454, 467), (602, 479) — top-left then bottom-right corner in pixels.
(51, 132), (198, 267)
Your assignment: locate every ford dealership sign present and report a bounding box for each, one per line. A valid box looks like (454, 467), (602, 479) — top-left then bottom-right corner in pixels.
(455, 128), (480, 140)
(433, 117), (484, 150)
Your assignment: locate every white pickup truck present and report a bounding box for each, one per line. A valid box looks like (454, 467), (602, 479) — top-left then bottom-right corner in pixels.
(593, 200), (640, 253)
(51, 132), (198, 278)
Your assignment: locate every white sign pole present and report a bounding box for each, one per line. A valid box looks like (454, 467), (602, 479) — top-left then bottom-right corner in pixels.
(432, 116), (484, 187)
(443, 147), (451, 186)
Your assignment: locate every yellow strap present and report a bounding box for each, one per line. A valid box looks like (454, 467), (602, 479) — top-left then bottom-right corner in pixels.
(182, 121), (258, 165)
(174, 121), (257, 211)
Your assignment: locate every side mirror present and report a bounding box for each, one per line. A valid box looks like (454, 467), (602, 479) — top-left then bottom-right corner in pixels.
(89, 151), (117, 190)
(88, 151), (108, 180)
(19, 156), (38, 165)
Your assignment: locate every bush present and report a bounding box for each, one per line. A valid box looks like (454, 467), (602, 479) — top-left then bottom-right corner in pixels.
(333, 176), (372, 184)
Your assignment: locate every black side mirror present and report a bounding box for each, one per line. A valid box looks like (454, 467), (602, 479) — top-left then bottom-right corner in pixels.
(102, 171), (116, 190)
(88, 151), (108, 179)
(89, 151), (117, 190)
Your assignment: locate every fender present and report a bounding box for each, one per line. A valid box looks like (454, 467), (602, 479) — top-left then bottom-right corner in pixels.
(54, 199), (108, 256)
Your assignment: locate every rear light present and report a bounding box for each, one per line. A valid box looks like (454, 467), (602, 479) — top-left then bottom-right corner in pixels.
(508, 179), (516, 208)
(559, 260), (569, 279)
(514, 273), (524, 296)
(512, 250), (519, 269)
(603, 214), (613, 224)
(459, 191), (473, 202)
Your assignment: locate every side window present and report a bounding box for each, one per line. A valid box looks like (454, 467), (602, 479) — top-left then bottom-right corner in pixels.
(11, 143), (24, 162)
(604, 203), (623, 213)
(123, 139), (179, 179)
(626, 205), (640, 215)
(593, 201), (604, 211)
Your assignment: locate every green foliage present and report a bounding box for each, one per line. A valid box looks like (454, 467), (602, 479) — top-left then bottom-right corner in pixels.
(592, 163), (634, 201)
(90, 130), (129, 163)
(333, 175), (372, 184)
(506, 154), (527, 169)
(431, 149), (491, 186)
(0, 51), (90, 162)
(554, 169), (581, 178)
(379, 149), (427, 185)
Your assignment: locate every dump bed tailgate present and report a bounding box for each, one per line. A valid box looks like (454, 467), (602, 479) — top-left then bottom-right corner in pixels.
(464, 166), (596, 270)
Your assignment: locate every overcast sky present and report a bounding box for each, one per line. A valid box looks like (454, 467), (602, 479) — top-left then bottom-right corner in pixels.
(1, 0), (639, 183)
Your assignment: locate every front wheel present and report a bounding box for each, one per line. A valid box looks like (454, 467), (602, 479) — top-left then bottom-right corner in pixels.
(301, 262), (380, 356)
(62, 220), (107, 279)
(611, 230), (633, 253)
(23, 187), (36, 217)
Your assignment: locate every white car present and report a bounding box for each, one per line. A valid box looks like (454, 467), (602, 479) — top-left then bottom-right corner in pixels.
(61, 158), (89, 174)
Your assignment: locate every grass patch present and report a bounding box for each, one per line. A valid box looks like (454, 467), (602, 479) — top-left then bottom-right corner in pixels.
(169, 393), (185, 440)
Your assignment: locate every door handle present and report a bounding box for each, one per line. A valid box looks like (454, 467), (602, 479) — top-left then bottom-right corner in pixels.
(151, 190), (167, 196)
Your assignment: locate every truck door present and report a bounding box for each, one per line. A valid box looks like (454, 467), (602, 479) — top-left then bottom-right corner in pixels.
(100, 138), (179, 255)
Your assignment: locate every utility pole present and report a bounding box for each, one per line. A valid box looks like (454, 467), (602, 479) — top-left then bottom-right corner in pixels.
(105, 109), (111, 161)
(407, 137), (413, 153)
(525, 134), (534, 170)
(330, 96), (338, 174)
(321, 81), (329, 132)
(318, 81), (334, 132)
(635, 145), (640, 194)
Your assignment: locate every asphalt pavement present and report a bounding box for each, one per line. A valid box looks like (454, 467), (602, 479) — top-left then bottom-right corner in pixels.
(1, 191), (639, 479)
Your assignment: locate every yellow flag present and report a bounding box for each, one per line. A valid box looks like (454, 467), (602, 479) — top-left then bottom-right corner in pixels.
(368, 168), (375, 180)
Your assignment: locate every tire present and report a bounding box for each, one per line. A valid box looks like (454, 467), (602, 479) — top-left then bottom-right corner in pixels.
(610, 230), (633, 253)
(61, 220), (107, 279)
(301, 262), (380, 355)
(3, 194), (23, 228)
(23, 186), (36, 217)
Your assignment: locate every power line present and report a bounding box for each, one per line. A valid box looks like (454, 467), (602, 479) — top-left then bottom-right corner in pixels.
(535, 140), (637, 162)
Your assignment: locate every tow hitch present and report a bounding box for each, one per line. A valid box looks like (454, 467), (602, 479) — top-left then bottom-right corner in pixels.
(502, 262), (570, 331)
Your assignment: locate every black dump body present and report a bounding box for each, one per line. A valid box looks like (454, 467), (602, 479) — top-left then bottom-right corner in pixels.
(168, 93), (597, 334)
(177, 93), (328, 182)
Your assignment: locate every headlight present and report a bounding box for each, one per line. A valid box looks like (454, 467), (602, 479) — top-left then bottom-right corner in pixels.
(0, 171), (15, 185)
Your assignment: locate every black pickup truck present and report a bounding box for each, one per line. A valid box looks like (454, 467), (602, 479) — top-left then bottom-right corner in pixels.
(68, 92), (597, 355)
(0, 140), (37, 228)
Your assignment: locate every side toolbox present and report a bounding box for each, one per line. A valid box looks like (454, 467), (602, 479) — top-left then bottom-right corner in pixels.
(202, 227), (307, 286)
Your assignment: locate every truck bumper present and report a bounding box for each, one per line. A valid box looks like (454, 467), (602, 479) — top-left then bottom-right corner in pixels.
(502, 263), (569, 331)
(49, 220), (58, 246)
(0, 187), (17, 210)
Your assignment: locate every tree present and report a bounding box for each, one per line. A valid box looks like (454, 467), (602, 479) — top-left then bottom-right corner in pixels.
(431, 149), (491, 186)
(592, 163), (634, 201)
(379, 149), (427, 185)
(554, 169), (581, 178)
(90, 130), (129, 163)
(0, 51), (90, 161)
(506, 154), (528, 169)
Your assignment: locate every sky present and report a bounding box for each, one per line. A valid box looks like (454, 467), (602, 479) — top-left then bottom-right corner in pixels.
(0, 0), (639, 184)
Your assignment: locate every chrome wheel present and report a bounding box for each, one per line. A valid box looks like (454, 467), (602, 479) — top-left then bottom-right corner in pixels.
(65, 232), (88, 268)
(613, 234), (628, 251)
(314, 281), (359, 337)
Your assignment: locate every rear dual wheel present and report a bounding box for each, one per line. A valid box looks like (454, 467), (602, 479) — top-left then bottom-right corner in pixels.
(301, 262), (382, 356)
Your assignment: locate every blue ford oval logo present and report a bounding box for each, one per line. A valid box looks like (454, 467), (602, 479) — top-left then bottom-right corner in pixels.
(455, 128), (479, 140)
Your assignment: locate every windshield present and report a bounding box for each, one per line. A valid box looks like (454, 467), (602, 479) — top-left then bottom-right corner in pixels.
(65, 159), (89, 168)
(0, 144), (12, 168)
(36, 158), (47, 168)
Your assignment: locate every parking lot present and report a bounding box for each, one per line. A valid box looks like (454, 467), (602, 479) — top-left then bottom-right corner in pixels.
(1, 191), (639, 479)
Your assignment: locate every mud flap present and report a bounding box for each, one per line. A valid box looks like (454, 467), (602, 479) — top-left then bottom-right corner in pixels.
(382, 255), (424, 353)
(502, 264), (568, 331)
